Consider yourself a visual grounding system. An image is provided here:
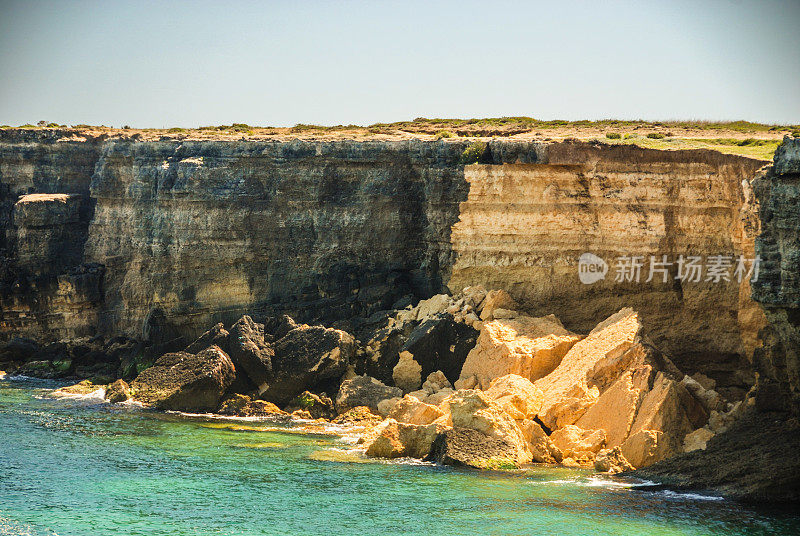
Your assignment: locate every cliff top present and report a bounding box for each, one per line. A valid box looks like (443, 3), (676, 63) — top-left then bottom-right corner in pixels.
(3, 117), (798, 161)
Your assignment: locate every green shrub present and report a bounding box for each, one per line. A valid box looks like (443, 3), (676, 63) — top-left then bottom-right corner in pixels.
(792, 130), (800, 138)
(738, 138), (757, 146)
(646, 132), (665, 139)
(435, 130), (455, 139)
(624, 133), (638, 139)
(459, 141), (486, 165)
(72, 124), (92, 129)
(605, 132), (621, 139)
(167, 127), (186, 133)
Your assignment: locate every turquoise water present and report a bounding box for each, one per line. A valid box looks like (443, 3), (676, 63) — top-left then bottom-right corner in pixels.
(1, 378), (799, 536)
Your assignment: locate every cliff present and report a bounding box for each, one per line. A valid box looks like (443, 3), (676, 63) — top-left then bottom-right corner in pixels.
(0, 129), (786, 403)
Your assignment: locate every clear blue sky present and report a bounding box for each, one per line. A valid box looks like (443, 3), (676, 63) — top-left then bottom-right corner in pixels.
(1, 0), (799, 128)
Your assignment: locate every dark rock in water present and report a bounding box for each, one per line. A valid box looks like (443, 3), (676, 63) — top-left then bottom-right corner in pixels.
(185, 323), (230, 354)
(284, 390), (336, 420)
(335, 375), (402, 414)
(105, 379), (131, 403)
(262, 325), (354, 404)
(429, 428), (518, 470)
(131, 346), (236, 412)
(218, 394), (288, 418)
(400, 313), (479, 384)
(227, 316), (273, 393)
(631, 410), (800, 502)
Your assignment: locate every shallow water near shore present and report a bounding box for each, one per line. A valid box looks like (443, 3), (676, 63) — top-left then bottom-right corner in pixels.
(1, 378), (798, 536)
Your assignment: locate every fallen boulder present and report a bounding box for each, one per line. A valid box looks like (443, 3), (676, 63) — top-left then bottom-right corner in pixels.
(459, 315), (580, 390)
(399, 313), (479, 384)
(392, 351), (422, 392)
(335, 375), (403, 413)
(263, 324), (355, 404)
(550, 425), (607, 458)
(484, 374), (545, 420)
(218, 394), (288, 418)
(429, 428), (518, 470)
(184, 323), (229, 354)
(365, 418), (446, 459)
(284, 390), (336, 420)
(132, 346), (236, 412)
(227, 316), (274, 394)
(594, 446), (634, 474)
(478, 289), (519, 321)
(105, 379), (131, 403)
(387, 394), (445, 425)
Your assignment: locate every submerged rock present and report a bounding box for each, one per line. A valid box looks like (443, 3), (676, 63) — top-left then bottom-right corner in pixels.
(131, 346), (235, 412)
(218, 394), (288, 418)
(331, 406), (383, 426)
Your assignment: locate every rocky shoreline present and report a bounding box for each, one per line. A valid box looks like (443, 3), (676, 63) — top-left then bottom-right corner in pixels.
(4, 286), (757, 490)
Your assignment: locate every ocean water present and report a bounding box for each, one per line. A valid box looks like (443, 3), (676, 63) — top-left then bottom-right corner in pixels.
(1, 378), (798, 536)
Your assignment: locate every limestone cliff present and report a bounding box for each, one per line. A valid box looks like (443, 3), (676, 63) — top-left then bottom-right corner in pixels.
(449, 143), (767, 397)
(0, 130), (779, 400)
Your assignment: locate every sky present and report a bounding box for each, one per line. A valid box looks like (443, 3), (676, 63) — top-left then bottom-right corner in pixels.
(1, 0), (799, 128)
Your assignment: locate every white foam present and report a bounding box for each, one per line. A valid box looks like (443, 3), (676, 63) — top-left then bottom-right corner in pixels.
(48, 387), (107, 401)
(653, 489), (724, 502)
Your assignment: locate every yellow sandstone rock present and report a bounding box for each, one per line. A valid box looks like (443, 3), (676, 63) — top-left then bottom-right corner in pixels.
(550, 425), (607, 458)
(392, 351), (422, 393)
(458, 314), (581, 390)
(387, 394), (445, 425)
(478, 289), (519, 321)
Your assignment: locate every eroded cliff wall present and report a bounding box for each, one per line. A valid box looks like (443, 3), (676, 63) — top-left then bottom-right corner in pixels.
(0, 131), (780, 398)
(448, 144), (767, 396)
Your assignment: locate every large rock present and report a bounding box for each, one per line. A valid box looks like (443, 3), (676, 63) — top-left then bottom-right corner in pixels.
(284, 390), (336, 420)
(365, 418), (447, 459)
(478, 289), (519, 321)
(392, 351), (422, 392)
(429, 428), (518, 469)
(335, 375), (403, 413)
(387, 394), (445, 425)
(218, 394), (288, 418)
(131, 346), (236, 412)
(535, 308), (644, 429)
(459, 315), (580, 390)
(447, 389), (532, 464)
(104, 379), (131, 403)
(550, 425), (607, 458)
(399, 313), (479, 384)
(263, 324), (355, 404)
(227, 315), (274, 393)
(184, 323), (229, 354)
(484, 374), (544, 420)
(575, 367), (653, 447)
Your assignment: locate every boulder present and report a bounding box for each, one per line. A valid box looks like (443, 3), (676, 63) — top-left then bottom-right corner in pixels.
(365, 418), (447, 459)
(459, 315), (580, 390)
(332, 406), (383, 426)
(335, 375), (403, 413)
(594, 446), (634, 474)
(422, 370), (452, 392)
(447, 389), (532, 464)
(263, 324), (355, 404)
(429, 428), (518, 469)
(284, 391), (336, 420)
(218, 394), (288, 418)
(399, 313), (479, 384)
(575, 367), (653, 447)
(520, 419), (563, 463)
(392, 351), (422, 392)
(377, 396), (401, 417)
(132, 346), (236, 412)
(484, 374), (545, 420)
(535, 308), (644, 430)
(263, 314), (299, 341)
(461, 285), (487, 308)
(387, 394), (445, 425)
(413, 294), (452, 321)
(478, 289), (519, 321)
(105, 379), (131, 403)
(620, 429), (673, 468)
(358, 321), (414, 384)
(184, 323), (229, 354)
(227, 316), (274, 393)
(550, 425), (607, 458)
(683, 427), (715, 452)
(54, 379), (104, 396)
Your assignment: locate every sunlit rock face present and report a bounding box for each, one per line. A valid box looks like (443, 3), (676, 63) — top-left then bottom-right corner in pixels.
(449, 143), (767, 397)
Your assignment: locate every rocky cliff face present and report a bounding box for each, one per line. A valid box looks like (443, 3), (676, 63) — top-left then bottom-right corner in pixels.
(0, 130), (780, 400)
(751, 137), (800, 415)
(449, 144), (767, 397)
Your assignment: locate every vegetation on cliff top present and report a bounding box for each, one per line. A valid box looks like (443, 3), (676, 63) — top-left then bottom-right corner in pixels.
(3, 117), (797, 160)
